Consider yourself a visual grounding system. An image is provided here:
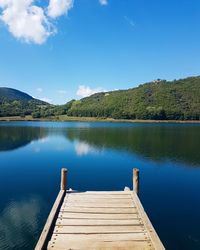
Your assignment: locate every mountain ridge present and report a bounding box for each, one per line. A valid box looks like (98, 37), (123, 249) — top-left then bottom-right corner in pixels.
(0, 87), (49, 117)
(0, 76), (200, 120)
(0, 87), (47, 103)
(67, 76), (200, 120)
(0, 87), (34, 102)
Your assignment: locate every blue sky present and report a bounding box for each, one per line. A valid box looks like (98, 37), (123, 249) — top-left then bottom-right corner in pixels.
(0, 0), (200, 104)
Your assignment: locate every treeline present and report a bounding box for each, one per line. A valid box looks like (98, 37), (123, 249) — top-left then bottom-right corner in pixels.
(31, 100), (75, 118)
(67, 77), (200, 120)
(0, 100), (48, 117)
(0, 76), (200, 120)
(0, 99), (74, 118)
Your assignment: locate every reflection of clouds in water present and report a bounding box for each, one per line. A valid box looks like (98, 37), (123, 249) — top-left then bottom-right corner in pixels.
(75, 123), (91, 128)
(38, 138), (49, 144)
(0, 196), (45, 249)
(32, 138), (50, 152)
(75, 141), (99, 156)
(31, 137), (49, 144)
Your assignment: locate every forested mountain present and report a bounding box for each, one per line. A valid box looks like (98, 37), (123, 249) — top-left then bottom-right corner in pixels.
(0, 87), (34, 102)
(0, 76), (200, 120)
(0, 87), (49, 117)
(67, 76), (200, 120)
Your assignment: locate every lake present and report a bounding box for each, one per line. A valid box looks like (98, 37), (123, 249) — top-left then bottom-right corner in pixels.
(0, 121), (200, 250)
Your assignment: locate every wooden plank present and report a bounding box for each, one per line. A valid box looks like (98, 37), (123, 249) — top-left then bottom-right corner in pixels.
(67, 191), (131, 194)
(64, 196), (133, 204)
(48, 239), (152, 250)
(53, 225), (145, 234)
(69, 191), (132, 195)
(131, 192), (165, 250)
(64, 197), (133, 203)
(58, 212), (139, 219)
(61, 202), (134, 208)
(36, 189), (164, 249)
(85, 191), (132, 194)
(56, 218), (142, 226)
(65, 194), (132, 199)
(34, 190), (65, 250)
(60, 207), (138, 214)
(48, 232), (150, 242)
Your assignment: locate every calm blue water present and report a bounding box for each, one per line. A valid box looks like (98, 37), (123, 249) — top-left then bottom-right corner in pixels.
(0, 121), (200, 250)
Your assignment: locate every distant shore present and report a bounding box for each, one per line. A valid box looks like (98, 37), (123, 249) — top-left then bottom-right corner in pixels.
(0, 115), (200, 123)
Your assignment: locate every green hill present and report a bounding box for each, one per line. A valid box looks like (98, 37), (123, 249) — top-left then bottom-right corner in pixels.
(67, 76), (200, 120)
(0, 87), (49, 117)
(0, 87), (34, 102)
(0, 76), (200, 120)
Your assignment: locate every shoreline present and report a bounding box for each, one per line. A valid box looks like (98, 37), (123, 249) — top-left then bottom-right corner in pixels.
(0, 115), (200, 123)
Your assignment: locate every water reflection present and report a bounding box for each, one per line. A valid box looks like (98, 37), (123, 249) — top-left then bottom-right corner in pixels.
(0, 123), (200, 165)
(0, 122), (200, 250)
(0, 126), (48, 151)
(66, 126), (200, 166)
(75, 141), (99, 156)
(0, 196), (45, 250)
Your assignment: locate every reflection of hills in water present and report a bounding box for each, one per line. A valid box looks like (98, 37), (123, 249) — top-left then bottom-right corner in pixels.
(0, 126), (48, 151)
(66, 126), (200, 166)
(1, 124), (199, 166)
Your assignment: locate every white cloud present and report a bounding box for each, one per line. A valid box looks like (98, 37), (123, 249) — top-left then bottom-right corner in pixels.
(76, 85), (106, 98)
(0, 0), (55, 44)
(36, 87), (43, 93)
(0, 0), (75, 44)
(0, 0), (108, 44)
(47, 0), (74, 18)
(99, 0), (108, 5)
(40, 97), (52, 103)
(57, 90), (67, 94)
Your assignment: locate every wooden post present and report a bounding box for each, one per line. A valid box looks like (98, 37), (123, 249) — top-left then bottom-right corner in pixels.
(60, 168), (67, 190)
(133, 168), (139, 195)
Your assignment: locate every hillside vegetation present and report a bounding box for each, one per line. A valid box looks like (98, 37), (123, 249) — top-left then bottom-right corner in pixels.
(0, 87), (34, 102)
(0, 76), (200, 120)
(0, 87), (48, 117)
(67, 77), (200, 120)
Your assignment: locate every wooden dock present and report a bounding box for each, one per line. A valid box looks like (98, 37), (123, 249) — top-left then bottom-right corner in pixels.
(35, 168), (165, 250)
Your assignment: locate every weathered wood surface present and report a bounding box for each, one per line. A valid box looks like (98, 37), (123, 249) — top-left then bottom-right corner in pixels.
(35, 190), (65, 250)
(43, 191), (165, 250)
(60, 168), (67, 191)
(133, 168), (139, 194)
